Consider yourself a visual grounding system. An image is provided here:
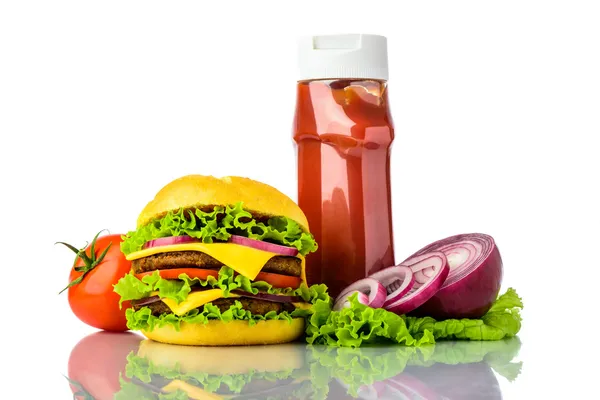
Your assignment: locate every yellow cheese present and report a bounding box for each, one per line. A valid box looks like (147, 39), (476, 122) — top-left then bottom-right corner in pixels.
(162, 380), (223, 400)
(127, 242), (306, 283)
(292, 302), (312, 310)
(127, 243), (275, 280)
(161, 289), (239, 316)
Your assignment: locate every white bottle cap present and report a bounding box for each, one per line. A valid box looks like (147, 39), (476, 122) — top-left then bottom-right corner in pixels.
(297, 34), (389, 81)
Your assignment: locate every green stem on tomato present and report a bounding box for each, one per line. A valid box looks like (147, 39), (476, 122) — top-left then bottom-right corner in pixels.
(58, 230), (111, 294)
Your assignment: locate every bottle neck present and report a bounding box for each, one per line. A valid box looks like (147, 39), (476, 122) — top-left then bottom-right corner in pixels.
(294, 79), (393, 140)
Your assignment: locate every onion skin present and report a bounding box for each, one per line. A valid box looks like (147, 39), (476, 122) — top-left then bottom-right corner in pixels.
(383, 252), (449, 315)
(143, 235), (200, 249)
(132, 295), (160, 306)
(230, 235), (299, 256)
(408, 233), (503, 319)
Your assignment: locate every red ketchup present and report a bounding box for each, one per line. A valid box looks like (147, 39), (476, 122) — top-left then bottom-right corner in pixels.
(293, 34), (395, 297)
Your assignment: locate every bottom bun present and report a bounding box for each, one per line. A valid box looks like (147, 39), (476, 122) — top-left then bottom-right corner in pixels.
(142, 318), (305, 346)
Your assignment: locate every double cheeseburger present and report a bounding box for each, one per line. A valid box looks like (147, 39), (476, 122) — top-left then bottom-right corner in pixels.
(114, 175), (327, 345)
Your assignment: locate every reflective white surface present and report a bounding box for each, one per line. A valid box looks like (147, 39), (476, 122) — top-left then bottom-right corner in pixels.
(62, 332), (522, 399)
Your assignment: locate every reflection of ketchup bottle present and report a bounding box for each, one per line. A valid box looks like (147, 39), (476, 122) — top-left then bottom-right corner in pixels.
(293, 34), (395, 297)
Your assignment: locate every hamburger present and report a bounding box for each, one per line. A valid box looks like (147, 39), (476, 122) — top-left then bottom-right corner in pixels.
(114, 175), (328, 346)
(116, 340), (313, 399)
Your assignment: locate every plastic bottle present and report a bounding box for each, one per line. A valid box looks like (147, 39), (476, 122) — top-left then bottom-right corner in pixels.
(293, 34), (395, 297)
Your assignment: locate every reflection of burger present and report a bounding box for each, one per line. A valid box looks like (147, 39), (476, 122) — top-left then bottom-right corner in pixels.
(114, 175), (328, 345)
(116, 341), (312, 399)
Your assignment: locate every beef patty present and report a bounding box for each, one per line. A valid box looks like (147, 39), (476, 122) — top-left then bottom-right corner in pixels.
(132, 297), (295, 316)
(132, 251), (301, 277)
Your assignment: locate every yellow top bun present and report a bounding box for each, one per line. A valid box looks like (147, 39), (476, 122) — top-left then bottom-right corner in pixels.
(136, 175), (309, 232)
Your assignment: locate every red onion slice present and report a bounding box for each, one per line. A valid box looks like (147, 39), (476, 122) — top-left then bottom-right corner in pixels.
(131, 295), (161, 306)
(333, 278), (386, 311)
(383, 252), (449, 315)
(406, 233), (503, 319)
(230, 235), (299, 257)
(333, 291), (370, 311)
(368, 265), (414, 306)
(143, 235), (200, 249)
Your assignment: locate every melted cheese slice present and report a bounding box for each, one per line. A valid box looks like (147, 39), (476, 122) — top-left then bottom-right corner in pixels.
(162, 380), (223, 400)
(161, 289), (240, 316)
(127, 242), (292, 281)
(291, 302), (312, 310)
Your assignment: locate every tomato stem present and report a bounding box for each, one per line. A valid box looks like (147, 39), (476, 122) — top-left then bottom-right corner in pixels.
(58, 230), (112, 294)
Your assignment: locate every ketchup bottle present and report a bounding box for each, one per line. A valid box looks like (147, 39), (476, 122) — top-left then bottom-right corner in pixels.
(293, 34), (395, 297)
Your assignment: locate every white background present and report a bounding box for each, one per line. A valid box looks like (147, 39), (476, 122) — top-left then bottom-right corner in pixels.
(1, 1), (599, 398)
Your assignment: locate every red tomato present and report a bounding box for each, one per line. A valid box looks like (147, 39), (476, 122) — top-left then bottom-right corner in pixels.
(135, 268), (219, 281)
(61, 233), (132, 331)
(67, 331), (143, 400)
(255, 271), (302, 289)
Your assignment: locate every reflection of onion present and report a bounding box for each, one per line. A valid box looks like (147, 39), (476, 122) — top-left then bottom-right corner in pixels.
(336, 380), (380, 400)
(383, 372), (440, 399)
(404, 362), (502, 400)
(312, 338), (521, 400)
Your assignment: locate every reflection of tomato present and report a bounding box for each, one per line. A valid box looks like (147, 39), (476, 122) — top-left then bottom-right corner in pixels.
(68, 331), (143, 400)
(62, 233), (132, 331)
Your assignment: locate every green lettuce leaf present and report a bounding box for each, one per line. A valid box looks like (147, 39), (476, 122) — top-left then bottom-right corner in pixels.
(127, 301), (290, 331)
(124, 282), (329, 331)
(115, 378), (157, 400)
(120, 202), (318, 256)
(113, 266), (329, 305)
(306, 288), (523, 347)
(114, 269), (222, 306)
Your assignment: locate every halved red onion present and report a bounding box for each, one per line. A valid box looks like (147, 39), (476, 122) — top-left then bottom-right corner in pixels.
(334, 278), (386, 311)
(383, 252), (449, 315)
(143, 235), (200, 249)
(368, 266), (414, 307)
(230, 235), (299, 257)
(231, 290), (302, 303)
(406, 233), (503, 319)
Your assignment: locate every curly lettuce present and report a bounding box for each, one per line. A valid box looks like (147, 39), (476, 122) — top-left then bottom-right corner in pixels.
(127, 300), (301, 331)
(306, 288), (523, 347)
(120, 202), (318, 256)
(115, 378), (187, 400)
(123, 279), (330, 331)
(113, 266), (329, 305)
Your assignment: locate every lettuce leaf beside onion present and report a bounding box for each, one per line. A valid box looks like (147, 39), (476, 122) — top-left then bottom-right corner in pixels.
(305, 288), (523, 347)
(120, 202), (318, 256)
